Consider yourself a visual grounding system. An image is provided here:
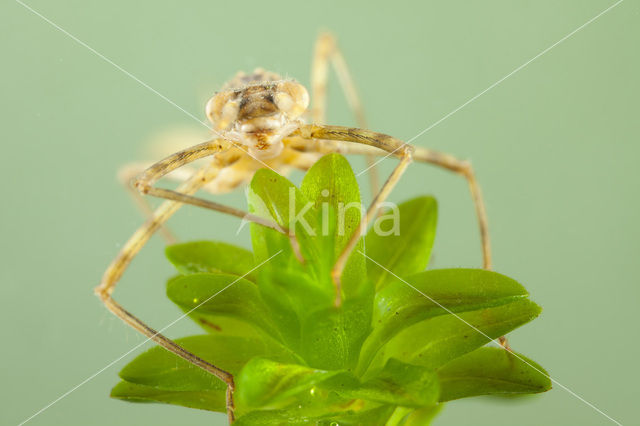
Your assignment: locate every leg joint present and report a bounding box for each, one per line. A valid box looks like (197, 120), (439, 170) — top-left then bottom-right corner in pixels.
(401, 144), (415, 160)
(458, 159), (473, 176)
(94, 283), (112, 300)
(133, 178), (151, 194)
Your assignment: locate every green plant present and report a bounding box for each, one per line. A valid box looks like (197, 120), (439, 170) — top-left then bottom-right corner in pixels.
(110, 153), (551, 425)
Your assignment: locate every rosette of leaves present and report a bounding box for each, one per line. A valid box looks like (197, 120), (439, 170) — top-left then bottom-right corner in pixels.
(111, 153), (551, 425)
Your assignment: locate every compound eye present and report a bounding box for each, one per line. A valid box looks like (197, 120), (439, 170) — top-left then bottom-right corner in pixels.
(274, 92), (294, 114)
(206, 92), (239, 129)
(275, 82), (309, 118)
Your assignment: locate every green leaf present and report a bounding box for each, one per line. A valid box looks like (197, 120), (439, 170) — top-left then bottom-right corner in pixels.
(234, 405), (396, 426)
(437, 347), (552, 401)
(326, 405), (396, 426)
(300, 299), (372, 370)
(234, 410), (319, 426)
(384, 407), (414, 426)
(118, 335), (296, 393)
(326, 358), (439, 408)
(368, 299), (542, 374)
(237, 357), (438, 413)
(247, 169), (332, 347)
(253, 266), (325, 351)
(248, 168), (319, 266)
(358, 269), (529, 374)
(235, 358), (341, 409)
(300, 153), (368, 299)
(406, 405), (444, 426)
(365, 197), (437, 289)
(110, 380), (225, 412)
(166, 241), (256, 282)
(166, 273), (281, 340)
(295, 154), (374, 370)
(247, 166), (372, 359)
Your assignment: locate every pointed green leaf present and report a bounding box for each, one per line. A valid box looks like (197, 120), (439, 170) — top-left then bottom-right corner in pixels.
(118, 335), (296, 393)
(358, 269), (529, 374)
(405, 405), (444, 426)
(234, 410), (319, 426)
(248, 167), (370, 354)
(365, 197), (437, 289)
(236, 357), (433, 422)
(248, 168), (320, 266)
(235, 358), (342, 409)
(248, 170), (332, 337)
(300, 153), (368, 299)
(237, 357), (438, 413)
(247, 168), (301, 285)
(437, 347), (551, 401)
(253, 266), (323, 351)
(295, 154), (375, 369)
(368, 299), (541, 374)
(325, 358), (439, 408)
(385, 407), (414, 426)
(110, 380), (225, 412)
(234, 405), (395, 426)
(299, 298), (372, 370)
(329, 405), (397, 426)
(166, 241), (256, 282)
(166, 273), (281, 340)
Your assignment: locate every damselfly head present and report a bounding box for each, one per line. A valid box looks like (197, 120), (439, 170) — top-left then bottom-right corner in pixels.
(206, 69), (309, 159)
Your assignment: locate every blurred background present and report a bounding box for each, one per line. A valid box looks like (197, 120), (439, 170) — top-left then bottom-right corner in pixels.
(1, 0), (637, 424)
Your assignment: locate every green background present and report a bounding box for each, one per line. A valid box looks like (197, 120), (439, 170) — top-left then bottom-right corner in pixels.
(1, 0), (637, 425)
